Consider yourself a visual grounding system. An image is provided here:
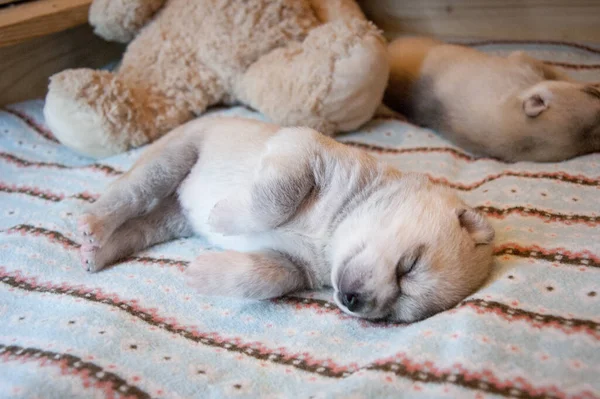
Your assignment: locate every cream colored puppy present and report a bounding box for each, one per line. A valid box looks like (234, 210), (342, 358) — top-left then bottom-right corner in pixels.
(385, 37), (600, 162)
(78, 117), (495, 323)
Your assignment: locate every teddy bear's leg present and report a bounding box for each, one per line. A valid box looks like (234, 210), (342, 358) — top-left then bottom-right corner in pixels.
(235, 19), (389, 135)
(89, 0), (166, 43)
(44, 69), (193, 158)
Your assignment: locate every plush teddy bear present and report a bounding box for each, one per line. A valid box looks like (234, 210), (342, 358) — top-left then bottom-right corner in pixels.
(43, 0), (389, 158)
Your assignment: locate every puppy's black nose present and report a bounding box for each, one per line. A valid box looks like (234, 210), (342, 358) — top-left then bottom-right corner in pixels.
(341, 293), (361, 312)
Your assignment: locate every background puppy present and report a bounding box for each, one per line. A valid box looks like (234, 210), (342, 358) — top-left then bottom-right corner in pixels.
(385, 37), (600, 162)
(78, 117), (495, 323)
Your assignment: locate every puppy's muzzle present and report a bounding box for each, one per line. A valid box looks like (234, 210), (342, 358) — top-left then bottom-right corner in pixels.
(337, 292), (364, 312)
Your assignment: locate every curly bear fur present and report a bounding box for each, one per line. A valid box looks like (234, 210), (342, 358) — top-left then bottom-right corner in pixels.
(43, 0), (389, 158)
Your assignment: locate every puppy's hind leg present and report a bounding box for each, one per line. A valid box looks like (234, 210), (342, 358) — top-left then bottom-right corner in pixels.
(184, 250), (311, 300)
(79, 125), (199, 248)
(81, 195), (193, 272)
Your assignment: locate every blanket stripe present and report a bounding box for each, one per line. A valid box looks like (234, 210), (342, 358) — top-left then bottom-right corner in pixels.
(3, 224), (599, 271)
(0, 344), (151, 399)
(6, 149), (599, 188)
(2, 107), (58, 143)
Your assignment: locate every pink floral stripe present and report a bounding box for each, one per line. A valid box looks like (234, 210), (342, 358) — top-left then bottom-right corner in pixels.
(428, 170), (600, 190)
(545, 61), (600, 70)
(477, 205), (600, 226)
(2, 107), (58, 143)
(0, 152), (123, 176)
(0, 343), (151, 399)
(495, 243), (600, 269)
(0, 182), (64, 202)
(3, 224), (598, 272)
(342, 140), (491, 162)
(460, 39), (600, 56)
(369, 352), (596, 399)
(2, 224), (189, 269)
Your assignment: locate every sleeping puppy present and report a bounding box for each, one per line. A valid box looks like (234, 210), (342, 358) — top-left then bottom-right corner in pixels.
(385, 37), (600, 162)
(78, 117), (495, 323)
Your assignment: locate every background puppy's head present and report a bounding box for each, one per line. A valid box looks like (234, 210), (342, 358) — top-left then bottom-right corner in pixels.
(510, 80), (600, 161)
(330, 174), (494, 323)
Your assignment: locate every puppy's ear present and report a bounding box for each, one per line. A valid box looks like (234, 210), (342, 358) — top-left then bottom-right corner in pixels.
(521, 87), (552, 117)
(457, 208), (495, 245)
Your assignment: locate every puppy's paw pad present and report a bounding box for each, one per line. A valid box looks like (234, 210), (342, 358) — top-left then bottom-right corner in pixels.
(79, 244), (103, 273)
(78, 214), (104, 245)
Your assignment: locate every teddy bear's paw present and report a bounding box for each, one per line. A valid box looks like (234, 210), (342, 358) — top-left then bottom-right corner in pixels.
(44, 69), (128, 158)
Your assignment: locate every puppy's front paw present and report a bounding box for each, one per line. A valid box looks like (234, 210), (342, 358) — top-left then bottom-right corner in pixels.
(184, 251), (253, 298)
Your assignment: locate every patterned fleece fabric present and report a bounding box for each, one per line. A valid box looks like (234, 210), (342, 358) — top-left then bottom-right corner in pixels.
(0, 40), (599, 399)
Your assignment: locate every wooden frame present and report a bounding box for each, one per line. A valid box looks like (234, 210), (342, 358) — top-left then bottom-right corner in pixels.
(359, 0), (600, 43)
(0, 0), (123, 106)
(0, 0), (93, 48)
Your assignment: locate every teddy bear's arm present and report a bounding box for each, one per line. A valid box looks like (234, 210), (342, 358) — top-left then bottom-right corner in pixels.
(236, 18), (389, 135)
(308, 0), (366, 22)
(89, 0), (166, 43)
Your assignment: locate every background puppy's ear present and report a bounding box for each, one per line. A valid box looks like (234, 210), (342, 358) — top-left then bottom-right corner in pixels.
(521, 87), (552, 117)
(457, 208), (495, 245)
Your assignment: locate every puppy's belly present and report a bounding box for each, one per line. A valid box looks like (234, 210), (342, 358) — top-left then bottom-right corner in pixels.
(179, 163), (316, 251)
(178, 159), (255, 241)
(177, 118), (274, 241)
(178, 166), (326, 276)
(178, 162), (330, 286)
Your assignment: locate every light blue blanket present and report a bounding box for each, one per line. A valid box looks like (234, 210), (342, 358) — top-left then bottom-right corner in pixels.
(1, 40), (599, 399)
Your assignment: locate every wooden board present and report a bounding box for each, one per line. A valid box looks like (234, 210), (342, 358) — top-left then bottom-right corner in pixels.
(0, 0), (26, 6)
(0, 24), (124, 106)
(359, 0), (600, 43)
(0, 0), (92, 47)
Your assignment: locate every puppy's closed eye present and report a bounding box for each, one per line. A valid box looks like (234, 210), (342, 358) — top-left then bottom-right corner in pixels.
(396, 245), (425, 284)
